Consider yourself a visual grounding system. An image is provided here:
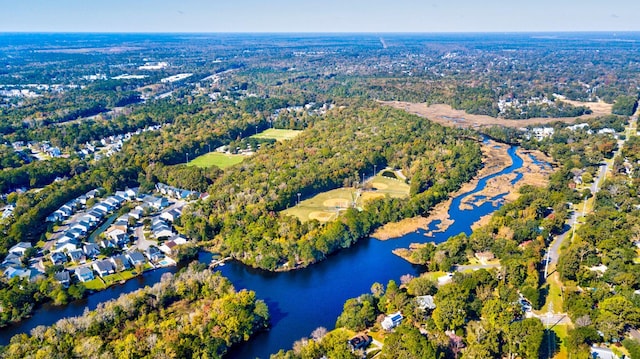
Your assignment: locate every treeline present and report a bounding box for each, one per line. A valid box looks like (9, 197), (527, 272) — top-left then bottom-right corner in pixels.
(181, 103), (483, 270)
(0, 264), (269, 358)
(0, 266), (86, 327)
(501, 101), (591, 120)
(611, 94), (639, 116)
(0, 158), (84, 194)
(273, 271), (545, 359)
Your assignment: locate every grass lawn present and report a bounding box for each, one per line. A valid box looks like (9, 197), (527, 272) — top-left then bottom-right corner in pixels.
(188, 152), (245, 169)
(550, 325), (568, 359)
(251, 128), (303, 142)
(102, 270), (137, 286)
(84, 278), (107, 291)
(282, 174), (409, 223)
(541, 272), (564, 314)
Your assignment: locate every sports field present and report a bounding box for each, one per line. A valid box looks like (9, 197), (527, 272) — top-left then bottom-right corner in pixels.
(188, 152), (245, 169)
(283, 172), (410, 222)
(251, 128), (303, 141)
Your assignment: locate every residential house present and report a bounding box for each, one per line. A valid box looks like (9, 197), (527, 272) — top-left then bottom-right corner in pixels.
(170, 235), (188, 245)
(100, 238), (118, 249)
(8, 242), (32, 257)
(144, 195), (169, 210)
(66, 228), (85, 240)
(50, 251), (68, 266)
(348, 334), (372, 351)
(111, 217), (129, 232)
(68, 249), (86, 264)
(4, 266), (33, 281)
(83, 243), (100, 259)
(416, 295), (436, 311)
(105, 227), (127, 243)
(153, 226), (174, 239)
(2, 253), (22, 267)
(55, 242), (78, 254)
(75, 266), (95, 282)
(129, 208), (142, 220)
(54, 271), (71, 287)
(124, 188), (138, 200)
(110, 254), (131, 272)
(126, 251), (146, 266)
(71, 221), (92, 234)
(92, 260), (115, 277)
(160, 208), (182, 222)
(159, 240), (178, 255)
(86, 210), (104, 222)
(146, 246), (164, 262)
(94, 202), (112, 214)
(381, 312), (403, 331)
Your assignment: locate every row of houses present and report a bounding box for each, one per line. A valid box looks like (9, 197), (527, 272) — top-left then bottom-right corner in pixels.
(155, 183), (199, 200)
(69, 250), (152, 284)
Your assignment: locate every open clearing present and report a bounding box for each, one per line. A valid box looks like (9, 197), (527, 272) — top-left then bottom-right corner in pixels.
(381, 101), (607, 129)
(251, 128), (303, 141)
(188, 152), (245, 169)
(283, 174), (410, 222)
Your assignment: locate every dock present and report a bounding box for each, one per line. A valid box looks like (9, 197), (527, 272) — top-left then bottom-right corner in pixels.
(209, 257), (231, 269)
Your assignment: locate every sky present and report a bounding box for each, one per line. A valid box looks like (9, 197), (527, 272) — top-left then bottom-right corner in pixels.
(1, 0), (639, 33)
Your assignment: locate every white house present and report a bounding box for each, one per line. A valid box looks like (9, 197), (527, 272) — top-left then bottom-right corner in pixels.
(8, 242), (32, 257)
(416, 295), (436, 310)
(381, 312), (403, 331)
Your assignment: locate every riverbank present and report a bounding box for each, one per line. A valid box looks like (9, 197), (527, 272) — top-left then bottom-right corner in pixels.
(470, 148), (553, 229)
(373, 140), (512, 240)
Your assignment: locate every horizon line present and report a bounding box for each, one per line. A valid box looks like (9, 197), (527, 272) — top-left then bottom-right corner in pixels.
(2, 30), (640, 35)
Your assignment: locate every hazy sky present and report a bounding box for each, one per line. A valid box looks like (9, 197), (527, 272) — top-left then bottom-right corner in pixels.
(1, 0), (639, 33)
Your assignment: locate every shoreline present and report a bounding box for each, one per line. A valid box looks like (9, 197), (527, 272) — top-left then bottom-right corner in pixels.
(372, 140), (512, 240)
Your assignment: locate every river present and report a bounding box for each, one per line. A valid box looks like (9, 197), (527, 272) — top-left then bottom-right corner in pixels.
(1, 146), (526, 359)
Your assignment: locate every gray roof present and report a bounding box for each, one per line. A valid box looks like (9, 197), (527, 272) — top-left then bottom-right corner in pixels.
(94, 259), (114, 272)
(54, 271), (70, 283)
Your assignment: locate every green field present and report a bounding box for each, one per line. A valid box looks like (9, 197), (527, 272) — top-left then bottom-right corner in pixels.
(283, 172), (410, 222)
(188, 152), (245, 169)
(251, 128), (303, 141)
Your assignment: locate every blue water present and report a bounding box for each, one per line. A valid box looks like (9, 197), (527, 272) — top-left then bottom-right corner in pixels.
(221, 145), (525, 358)
(1, 146), (528, 359)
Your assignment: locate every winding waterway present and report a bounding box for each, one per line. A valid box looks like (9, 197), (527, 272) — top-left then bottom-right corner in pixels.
(1, 146), (528, 359)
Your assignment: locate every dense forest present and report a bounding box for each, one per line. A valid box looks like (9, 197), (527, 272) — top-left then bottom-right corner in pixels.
(0, 264), (269, 358)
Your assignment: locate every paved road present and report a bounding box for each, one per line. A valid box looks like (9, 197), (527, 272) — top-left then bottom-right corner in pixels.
(546, 113), (636, 273)
(546, 209), (579, 270)
(133, 199), (186, 251)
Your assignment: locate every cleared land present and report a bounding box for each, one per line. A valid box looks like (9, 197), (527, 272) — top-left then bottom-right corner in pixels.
(188, 152), (245, 169)
(251, 128), (303, 141)
(381, 101), (608, 129)
(283, 173), (410, 223)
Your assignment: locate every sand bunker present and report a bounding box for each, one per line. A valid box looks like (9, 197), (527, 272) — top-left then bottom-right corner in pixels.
(309, 211), (335, 222)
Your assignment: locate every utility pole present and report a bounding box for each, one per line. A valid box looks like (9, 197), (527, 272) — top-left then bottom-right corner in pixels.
(373, 164), (377, 178)
(186, 152), (189, 163)
(361, 172), (365, 186)
(297, 192), (301, 206)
